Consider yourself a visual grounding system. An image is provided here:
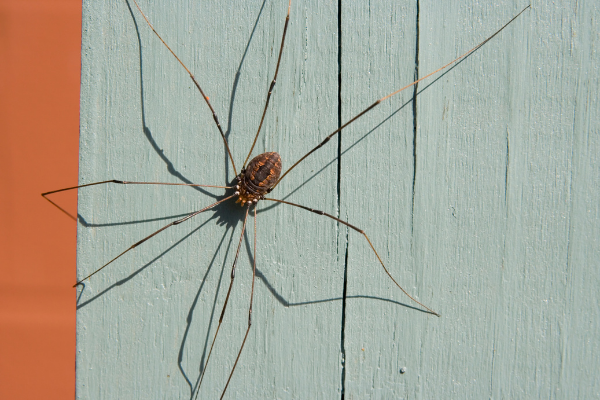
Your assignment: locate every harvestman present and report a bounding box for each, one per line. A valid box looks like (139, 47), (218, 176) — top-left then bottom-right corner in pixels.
(42, 1), (530, 398)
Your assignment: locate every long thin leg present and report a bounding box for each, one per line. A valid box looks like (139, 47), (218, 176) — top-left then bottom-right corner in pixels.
(194, 206), (250, 400)
(265, 198), (440, 317)
(130, 0), (238, 176)
(220, 206), (258, 399)
(271, 5), (531, 190)
(242, 0), (292, 169)
(42, 180), (232, 221)
(74, 194), (236, 287)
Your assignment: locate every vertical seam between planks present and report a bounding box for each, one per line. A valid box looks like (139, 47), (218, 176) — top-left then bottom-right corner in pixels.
(337, 0), (348, 399)
(411, 0), (420, 236)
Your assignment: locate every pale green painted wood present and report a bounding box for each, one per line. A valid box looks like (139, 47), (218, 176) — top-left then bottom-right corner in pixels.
(77, 0), (599, 398)
(342, 0), (600, 398)
(78, 0), (341, 398)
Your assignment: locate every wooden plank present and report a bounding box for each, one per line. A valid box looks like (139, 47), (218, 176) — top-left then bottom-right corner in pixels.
(76, 0), (599, 398)
(77, 0), (340, 398)
(342, 0), (600, 398)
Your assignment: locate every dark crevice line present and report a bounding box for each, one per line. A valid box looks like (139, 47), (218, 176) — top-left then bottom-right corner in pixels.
(337, 1), (348, 399)
(411, 1), (420, 235)
(505, 130), (510, 207)
(340, 228), (349, 400)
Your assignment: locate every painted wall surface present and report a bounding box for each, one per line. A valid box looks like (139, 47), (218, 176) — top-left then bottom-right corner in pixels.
(76, 0), (599, 399)
(0, 0), (81, 398)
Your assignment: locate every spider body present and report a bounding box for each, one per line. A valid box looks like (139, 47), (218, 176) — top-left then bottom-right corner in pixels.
(235, 152), (282, 206)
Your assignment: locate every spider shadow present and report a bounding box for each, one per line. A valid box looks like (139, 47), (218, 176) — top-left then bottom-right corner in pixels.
(124, 0), (220, 200)
(124, 0), (272, 193)
(74, 190), (244, 310)
(261, 50), (478, 212)
(96, 1), (480, 397)
(178, 197), (433, 399)
(76, 0), (270, 325)
(73, 8), (478, 306)
(76, 211), (194, 228)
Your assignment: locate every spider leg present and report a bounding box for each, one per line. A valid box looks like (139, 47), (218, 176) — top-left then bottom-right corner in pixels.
(219, 206), (258, 399)
(271, 5), (531, 190)
(242, 0), (292, 168)
(265, 198), (440, 317)
(194, 206), (251, 400)
(73, 194), (235, 287)
(42, 180), (232, 221)
(130, 0), (238, 175)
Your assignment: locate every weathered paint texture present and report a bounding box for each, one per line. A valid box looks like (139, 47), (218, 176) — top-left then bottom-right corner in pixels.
(77, 0), (599, 398)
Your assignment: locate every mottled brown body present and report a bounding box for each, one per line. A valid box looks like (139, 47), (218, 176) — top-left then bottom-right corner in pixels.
(235, 152), (282, 206)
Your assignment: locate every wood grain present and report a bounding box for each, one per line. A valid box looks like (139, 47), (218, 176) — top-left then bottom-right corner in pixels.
(77, 0), (599, 398)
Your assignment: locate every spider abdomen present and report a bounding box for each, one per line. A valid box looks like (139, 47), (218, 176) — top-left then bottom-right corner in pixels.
(235, 152), (282, 205)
